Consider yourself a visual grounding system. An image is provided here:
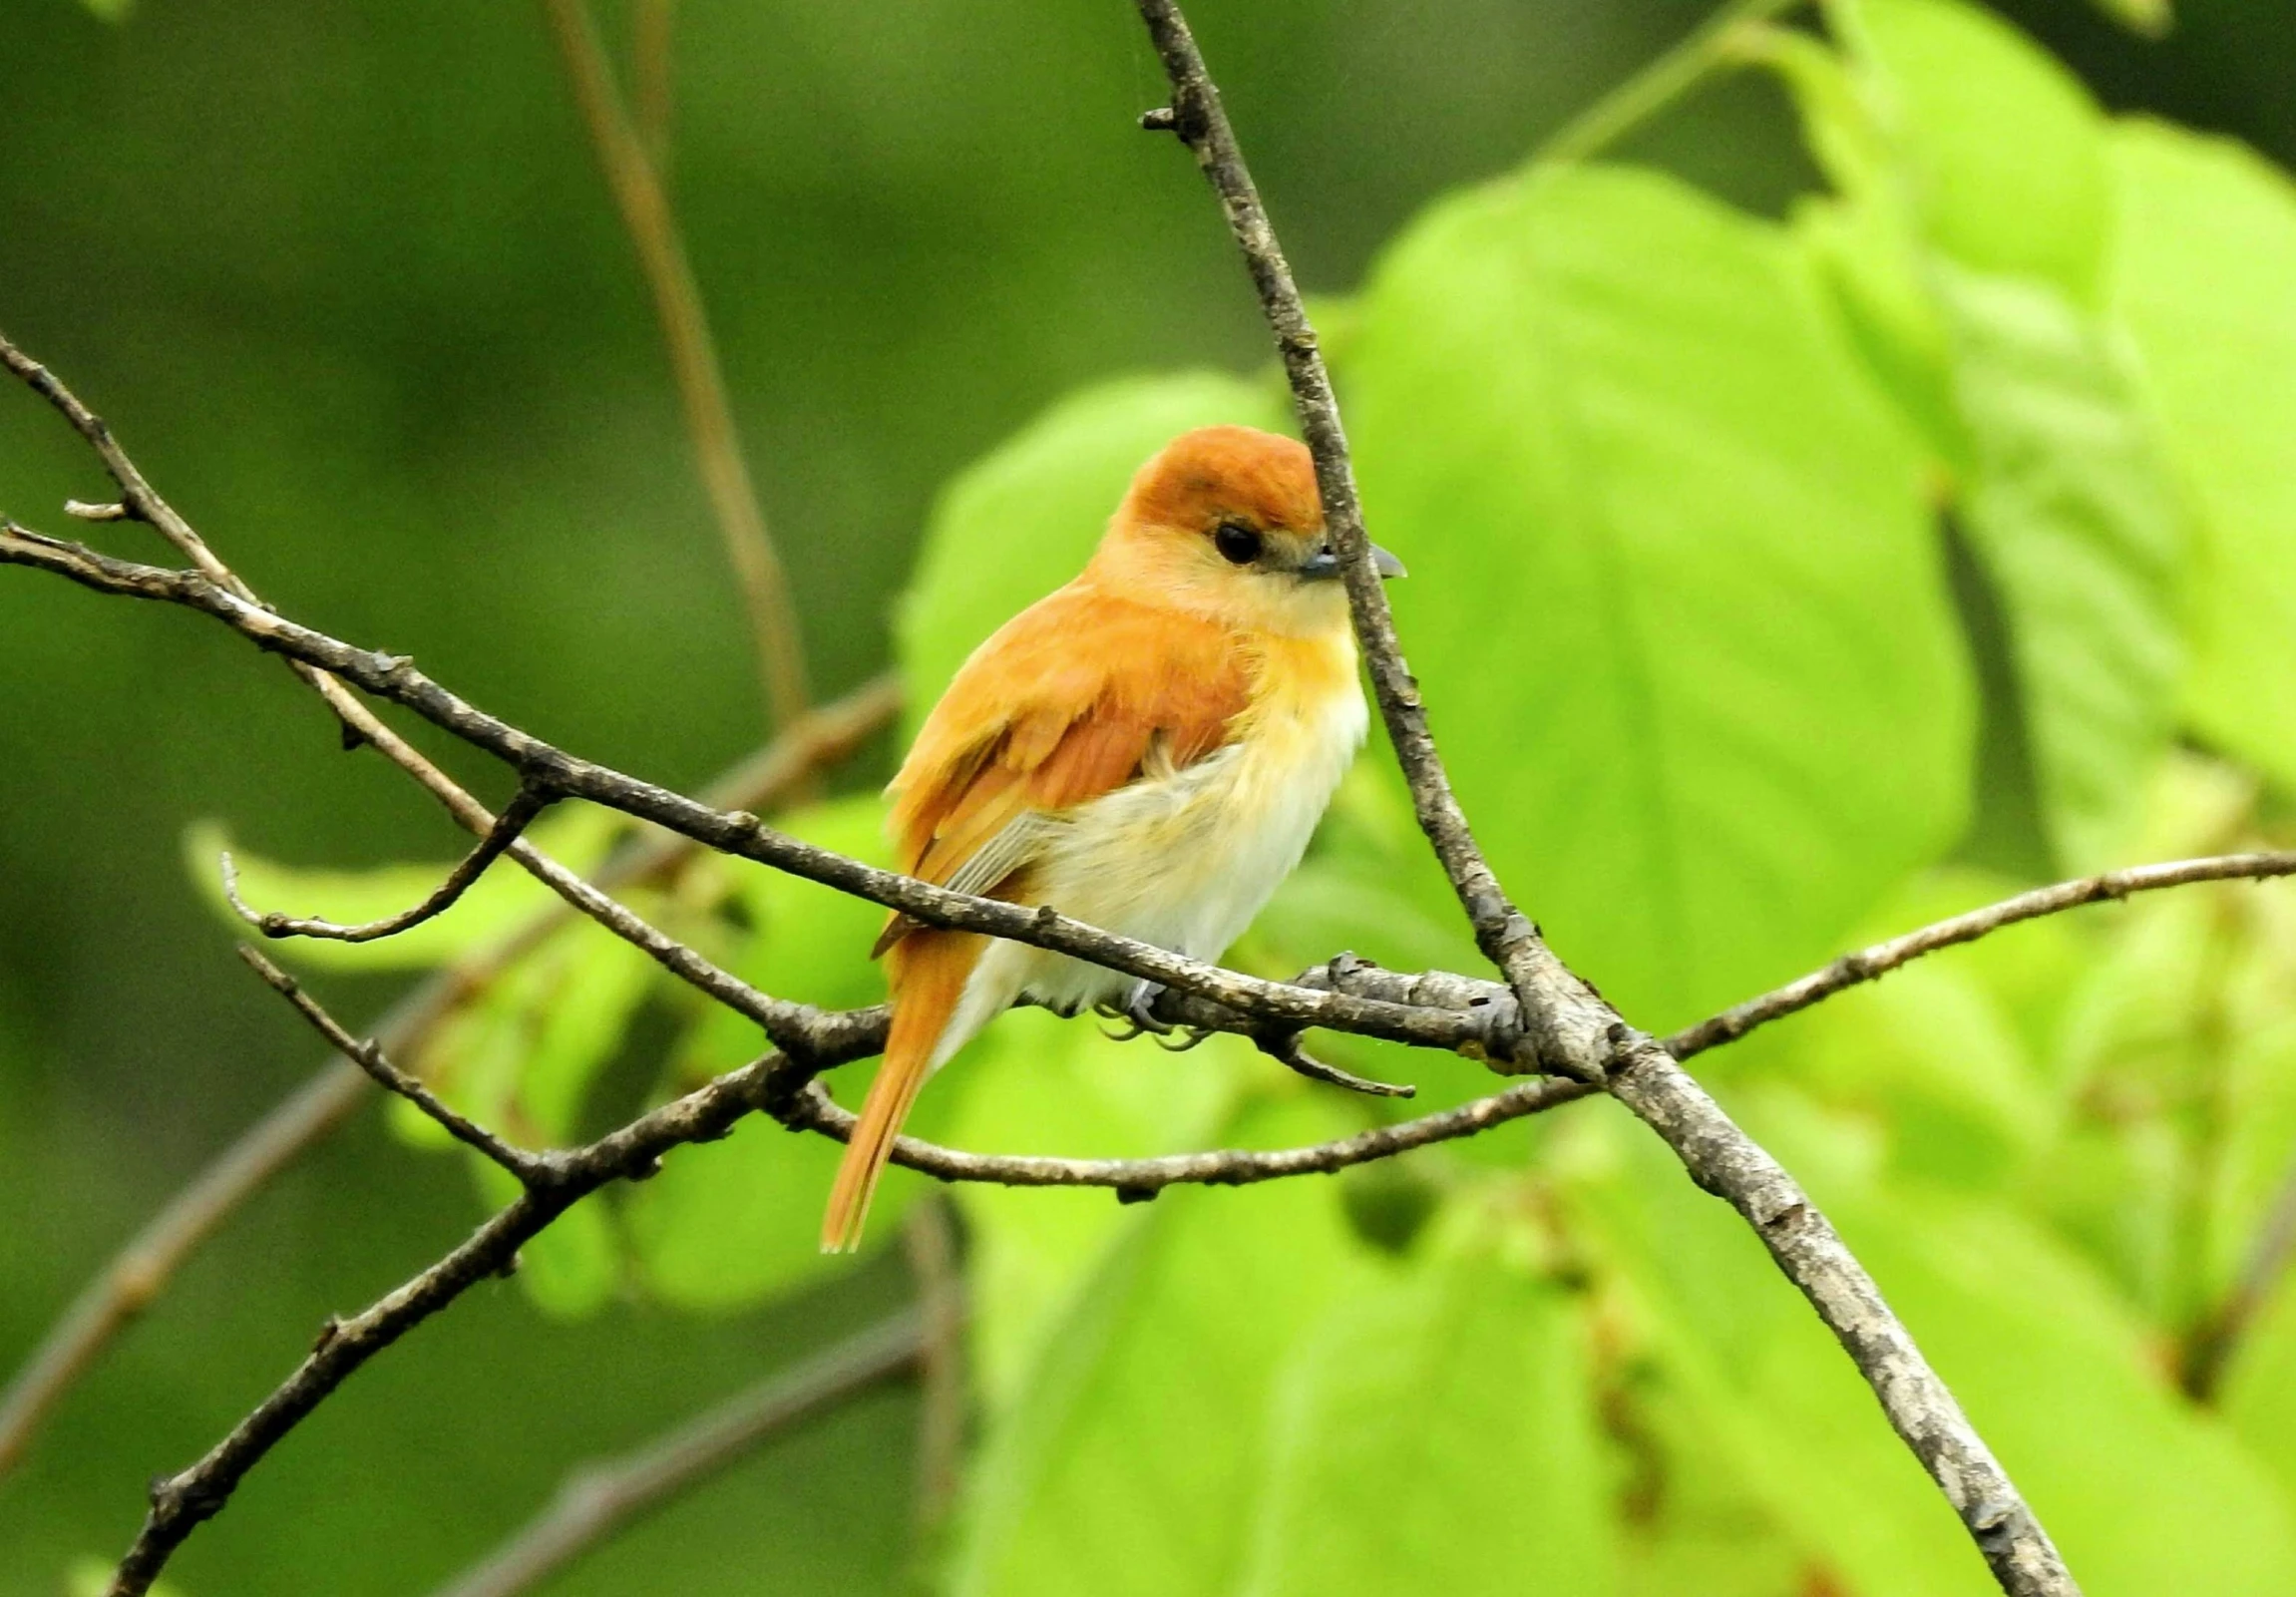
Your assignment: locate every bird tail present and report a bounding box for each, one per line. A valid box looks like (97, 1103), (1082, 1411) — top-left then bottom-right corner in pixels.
(821, 931), (982, 1253)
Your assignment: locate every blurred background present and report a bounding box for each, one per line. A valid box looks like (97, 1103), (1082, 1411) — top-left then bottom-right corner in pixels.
(5, 0), (2296, 1593)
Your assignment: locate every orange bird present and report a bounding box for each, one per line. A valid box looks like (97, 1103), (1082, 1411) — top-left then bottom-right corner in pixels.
(820, 425), (1405, 1251)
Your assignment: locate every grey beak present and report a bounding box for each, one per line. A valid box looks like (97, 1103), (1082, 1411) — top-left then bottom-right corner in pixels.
(1299, 541), (1408, 581)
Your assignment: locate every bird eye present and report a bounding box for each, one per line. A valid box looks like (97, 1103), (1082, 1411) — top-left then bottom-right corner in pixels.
(1214, 521), (1262, 565)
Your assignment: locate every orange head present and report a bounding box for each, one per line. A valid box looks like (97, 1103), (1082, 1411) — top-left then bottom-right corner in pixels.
(1085, 426), (1403, 633)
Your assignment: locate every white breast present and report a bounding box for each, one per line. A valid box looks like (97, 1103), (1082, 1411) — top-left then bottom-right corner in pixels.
(1006, 662), (1367, 1017)
(909, 634), (1369, 1077)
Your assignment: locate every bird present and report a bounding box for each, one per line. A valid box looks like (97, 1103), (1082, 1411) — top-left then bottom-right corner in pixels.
(820, 424), (1405, 1252)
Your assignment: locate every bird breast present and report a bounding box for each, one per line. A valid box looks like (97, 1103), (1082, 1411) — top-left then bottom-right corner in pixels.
(1012, 630), (1368, 1015)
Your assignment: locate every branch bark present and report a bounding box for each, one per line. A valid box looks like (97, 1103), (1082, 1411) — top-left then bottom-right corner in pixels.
(1126, 4), (2079, 1591)
(0, 672), (894, 1484)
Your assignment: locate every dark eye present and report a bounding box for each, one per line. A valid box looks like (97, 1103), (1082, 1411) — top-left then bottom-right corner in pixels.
(1214, 520), (1263, 565)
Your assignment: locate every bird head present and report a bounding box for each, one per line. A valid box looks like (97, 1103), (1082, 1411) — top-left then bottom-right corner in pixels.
(1090, 425), (1404, 634)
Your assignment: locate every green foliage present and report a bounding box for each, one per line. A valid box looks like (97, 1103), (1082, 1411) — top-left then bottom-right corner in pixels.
(152, 4), (2296, 1591)
(1771, 0), (2191, 870)
(1239, 1224), (1614, 1596)
(2107, 121), (2296, 792)
(1345, 162), (1970, 1028)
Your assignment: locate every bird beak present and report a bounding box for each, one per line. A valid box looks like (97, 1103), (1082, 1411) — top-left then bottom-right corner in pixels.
(1299, 541), (1407, 581)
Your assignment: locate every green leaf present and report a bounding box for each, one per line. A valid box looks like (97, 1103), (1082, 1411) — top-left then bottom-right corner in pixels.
(2107, 121), (2296, 793)
(1238, 1228), (1615, 1596)
(1346, 163), (1971, 1028)
(183, 803), (625, 972)
(1766, 25), (2186, 869)
(411, 919), (657, 1146)
(949, 1008), (1247, 1411)
(1937, 265), (2186, 867)
(622, 1110), (850, 1311)
(1822, 1173), (2296, 1597)
(728, 793), (895, 1012)
(1835, 0), (2111, 303)
(899, 371), (1288, 732)
(1585, 1095), (2296, 1597)
(951, 1101), (1372, 1597)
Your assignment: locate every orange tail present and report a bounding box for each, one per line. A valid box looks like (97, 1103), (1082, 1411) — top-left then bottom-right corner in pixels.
(821, 932), (982, 1253)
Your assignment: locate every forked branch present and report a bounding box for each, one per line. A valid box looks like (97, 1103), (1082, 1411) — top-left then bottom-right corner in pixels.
(1126, 2), (2077, 1590)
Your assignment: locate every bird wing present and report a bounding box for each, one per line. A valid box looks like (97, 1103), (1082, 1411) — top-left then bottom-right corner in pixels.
(873, 584), (1251, 956)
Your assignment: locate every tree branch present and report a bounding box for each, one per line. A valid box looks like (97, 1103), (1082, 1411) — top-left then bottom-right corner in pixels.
(221, 785), (555, 945)
(425, 1311), (924, 1597)
(0, 672), (895, 1484)
(236, 948), (548, 1182)
(1668, 850), (2296, 1058)
(94, 990), (1598, 1592)
(541, 0), (811, 729)
(1126, 4), (2079, 1591)
(0, 517), (1491, 1060)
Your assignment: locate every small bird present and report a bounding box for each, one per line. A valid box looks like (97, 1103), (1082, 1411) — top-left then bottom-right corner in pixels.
(821, 424), (1404, 1252)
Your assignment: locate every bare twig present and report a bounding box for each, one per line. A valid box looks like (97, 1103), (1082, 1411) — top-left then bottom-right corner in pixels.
(1532, 0), (1804, 165)
(791, 1067), (1600, 1194)
(1669, 851), (2296, 1058)
(95, 1016), (1590, 1593)
(0, 518), (1495, 1060)
(1127, 5), (2078, 1592)
(221, 786), (555, 945)
(632, 0), (679, 165)
(235, 949), (547, 1181)
(2181, 1152), (2296, 1401)
(902, 1199), (966, 1535)
(426, 1311), (924, 1597)
(0, 672), (894, 1484)
(540, 0), (810, 729)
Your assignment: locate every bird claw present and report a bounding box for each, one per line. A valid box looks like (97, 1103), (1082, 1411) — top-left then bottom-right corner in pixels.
(1098, 979), (1176, 1042)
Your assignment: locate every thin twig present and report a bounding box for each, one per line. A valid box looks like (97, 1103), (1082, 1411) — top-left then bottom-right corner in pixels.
(426, 1311), (924, 1597)
(94, 1021), (1588, 1593)
(0, 673), (894, 1484)
(1668, 851), (2296, 1058)
(902, 1198), (966, 1536)
(791, 1068), (1600, 1193)
(1532, 0), (1804, 165)
(0, 523), (1488, 1058)
(221, 786), (554, 945)
(540, 0), (810, 729)
(1127, 5), (2078, 1592)
(2181, 1153), (2296, 1401)
(235, 948), (548, 1181)
(632, 0), (679, 165)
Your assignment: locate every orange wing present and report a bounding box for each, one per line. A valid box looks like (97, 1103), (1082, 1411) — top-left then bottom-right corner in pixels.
(874, 583), (1251, 954)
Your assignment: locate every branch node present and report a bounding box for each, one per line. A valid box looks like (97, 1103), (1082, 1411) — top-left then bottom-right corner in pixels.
(1115, 1184), (1158, 1205)
(723, 808), (761, 837)
(1138, 105), (1179, 132)
(65, 499), (131, 522)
